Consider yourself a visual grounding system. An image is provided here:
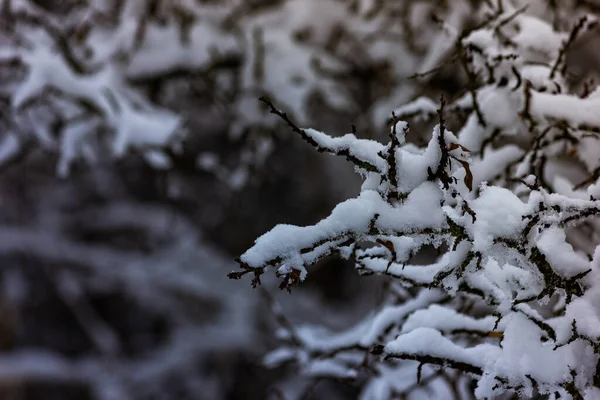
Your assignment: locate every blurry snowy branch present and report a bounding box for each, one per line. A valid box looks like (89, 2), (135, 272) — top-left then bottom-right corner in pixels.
(231, 2), (600, 399)
(0, 0), (480, 189)
(0, 160), (268, 399)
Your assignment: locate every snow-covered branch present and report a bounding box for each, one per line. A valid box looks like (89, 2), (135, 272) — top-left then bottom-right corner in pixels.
(231, 2), (600, 398)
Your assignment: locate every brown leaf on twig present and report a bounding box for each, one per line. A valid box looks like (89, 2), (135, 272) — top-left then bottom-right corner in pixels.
(458, 160), (473, 191)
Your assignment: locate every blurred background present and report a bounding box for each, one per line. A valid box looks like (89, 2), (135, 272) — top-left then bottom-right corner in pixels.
(0, 0), (598, 399)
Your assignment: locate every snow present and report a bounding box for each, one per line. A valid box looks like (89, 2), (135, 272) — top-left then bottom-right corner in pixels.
(471, 145), (524, 188)
(303, 359), (358, 379)
(468, 186), (527, 251)
(477, 314), (591, 398)
(303, 128), (388, 172)
(361, 290), (445, 346)
(531, 92), (600, 130)
(0, 134), (22, 166)
(241, 183), (446, 269)
(393, 97), (438, 120)
(401, 304), (498, 334)
(126, 23), (239, 78)
(241, 191), (378, 267)
(577, 136), (600, 173)
(361, 255), (449, 284)
(384, 327), (500, 370)
(0, 350), (87, 384)
(3, 24), (184, 176)
(536, 227), (590, 278)
(142, 150), (173, 170)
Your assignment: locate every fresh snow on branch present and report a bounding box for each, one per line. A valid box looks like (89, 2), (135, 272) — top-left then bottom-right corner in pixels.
(231, 2), (600, 398)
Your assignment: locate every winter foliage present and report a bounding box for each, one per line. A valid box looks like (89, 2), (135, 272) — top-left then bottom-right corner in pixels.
(231, 1), (600, 399)
(3, 0), (600, 399)
(0, 0), (488, 399)
(0, 0), (469, 187)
